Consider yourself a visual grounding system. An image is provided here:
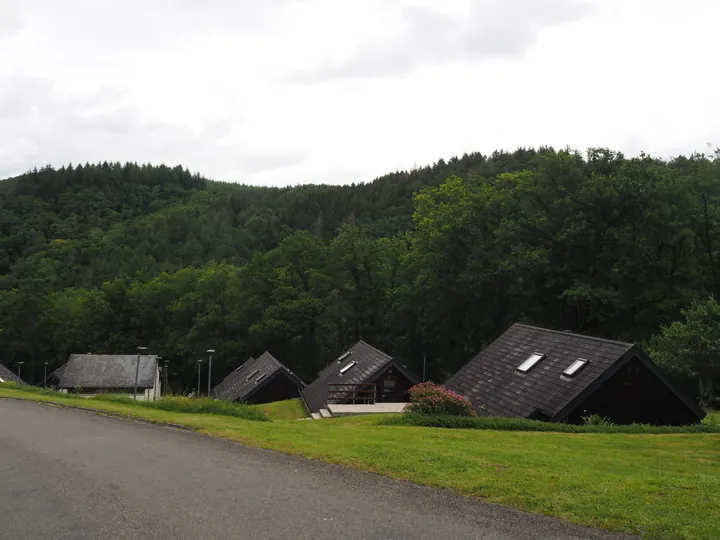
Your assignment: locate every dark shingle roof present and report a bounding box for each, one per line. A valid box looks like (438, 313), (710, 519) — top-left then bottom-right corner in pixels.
(211, 352), (305, 402)
(301, 341), (418, 413)
(57, 354), (158, 389)
(446, 324), (706, 422)
(0, 363), (25, 385)
(445, 324), (638, 419)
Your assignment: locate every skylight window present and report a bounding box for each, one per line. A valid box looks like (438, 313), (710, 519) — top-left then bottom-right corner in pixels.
(517, 353), (545, 372)
(0, 377), (4, 383)
(563, 358), (588, 377)
(246, 369), (259, 381)
(255, 373), (266, 383)
(336, 351), (352, 363)
(339, 361), (357, 374)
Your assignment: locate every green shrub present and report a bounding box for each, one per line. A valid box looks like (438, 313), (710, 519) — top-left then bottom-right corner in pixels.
(379, 413), (720, 434)
(404, 382), (475, 416)
(94, 395), (269, 421)
(149, 396), (269, 421)
(582, 413), (615, 426)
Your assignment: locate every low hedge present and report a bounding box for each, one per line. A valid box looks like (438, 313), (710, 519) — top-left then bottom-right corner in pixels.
(378, 412), (720, 434)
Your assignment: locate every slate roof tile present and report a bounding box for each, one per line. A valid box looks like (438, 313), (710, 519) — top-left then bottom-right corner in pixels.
(0, 363), (25, 385)
(57, 354), (158, 389)
(212, 352), (305, 402)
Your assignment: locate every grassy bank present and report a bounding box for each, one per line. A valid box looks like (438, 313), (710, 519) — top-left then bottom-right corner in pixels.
(380, 412), (720, 433)
(2, 385), (718, 539)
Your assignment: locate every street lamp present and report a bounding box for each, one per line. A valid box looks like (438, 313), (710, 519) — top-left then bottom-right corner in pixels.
(44, 362), (48, 387)
(17, 361), (24, 380)
(162, 358), (169, 396)
(156, 356), (162, 401)
(196, 359), (203, 397)
(134, 346), (148, 401)
(207, 349), (215, 398)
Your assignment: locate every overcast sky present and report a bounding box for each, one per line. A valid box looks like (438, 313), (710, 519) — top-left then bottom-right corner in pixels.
(1, 0), (718, 186)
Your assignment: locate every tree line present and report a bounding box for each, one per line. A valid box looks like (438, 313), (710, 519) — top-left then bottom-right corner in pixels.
(0, 148), (718, 403)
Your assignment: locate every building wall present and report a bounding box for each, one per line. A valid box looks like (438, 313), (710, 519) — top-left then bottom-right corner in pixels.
(567, 357), (701, 425)
(245, 374), (303, 404)
(58, 379), (159, 401)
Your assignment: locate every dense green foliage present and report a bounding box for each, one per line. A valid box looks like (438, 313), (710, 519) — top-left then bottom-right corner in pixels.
(2, 148), (719, 397)
(379, 412), (720, 433)
(649, 297), (720, 406)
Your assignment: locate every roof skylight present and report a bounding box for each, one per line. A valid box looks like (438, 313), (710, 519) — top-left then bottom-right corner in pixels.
(517, 353), (545, 372)
(563, 358), (588, 377)
(339, 361), (357, 374)
(255, 373), (266, 383)
(246, 369), (260, 381)
(336, 351), (352, 363)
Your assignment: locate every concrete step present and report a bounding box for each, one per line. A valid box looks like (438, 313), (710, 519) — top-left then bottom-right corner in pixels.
(311, 413), (321, 420)
(319, 408), (333, 419)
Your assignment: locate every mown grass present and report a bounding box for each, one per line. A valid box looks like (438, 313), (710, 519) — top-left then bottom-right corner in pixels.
(258, 398), (307, 420)
(379, 412), (720, 433)
(2, 384), (718, 539)
(1, 383), (268, 421)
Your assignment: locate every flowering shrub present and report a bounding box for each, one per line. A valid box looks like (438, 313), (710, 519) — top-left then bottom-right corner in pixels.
(404, 382), (476, 417)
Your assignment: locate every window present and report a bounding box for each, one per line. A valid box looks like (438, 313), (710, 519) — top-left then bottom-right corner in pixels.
(336, 351), (352, 363)
(563, 358), (588, 377)
(339, 361), (357, 374)
(255, 373), (266, 383)
(246, 369), (260, 381)
(517, 353), (545, 372)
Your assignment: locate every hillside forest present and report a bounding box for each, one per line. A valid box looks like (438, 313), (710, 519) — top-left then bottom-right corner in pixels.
(1, 147), (719, 403)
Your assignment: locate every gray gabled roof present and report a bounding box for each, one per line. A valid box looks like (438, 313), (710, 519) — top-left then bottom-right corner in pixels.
(57, 354), (158, 389)
(445, 324), (704, 421)
(0, 363), (25, 385)
(301, 341), (419, 413)
(212, 352), (305, 402)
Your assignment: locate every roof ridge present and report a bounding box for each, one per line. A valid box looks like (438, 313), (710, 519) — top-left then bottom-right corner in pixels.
(263, 351), (282, 367)
(512, 324), (634, 349)
(356, 340), (393, 360)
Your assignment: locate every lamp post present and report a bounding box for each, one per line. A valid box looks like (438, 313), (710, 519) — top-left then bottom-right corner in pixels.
(17, 361), (24, 380)
(156, 356), (162, 401)
(207, 349), (215, 398)
(44, 362), (48, 387)
(163, 359), (169, 396)
(196, 359), (203, 397)
(134, 346), (147, 401)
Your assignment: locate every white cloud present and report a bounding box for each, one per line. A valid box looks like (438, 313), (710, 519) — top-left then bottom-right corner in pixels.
(290, 0), (594, 81)
(0, 0), (719, 186)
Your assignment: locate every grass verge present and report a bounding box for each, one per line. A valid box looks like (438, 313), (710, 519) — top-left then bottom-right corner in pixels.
(1, 385), (718, 539)
(379, 412), (720, 433)
(259, 398), (307, 420)
(2, 383), (268, 421)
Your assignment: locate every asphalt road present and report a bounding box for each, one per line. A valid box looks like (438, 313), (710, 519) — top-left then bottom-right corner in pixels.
(0, 399), (630, 540)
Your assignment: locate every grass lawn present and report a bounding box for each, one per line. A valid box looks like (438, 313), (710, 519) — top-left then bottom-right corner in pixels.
(2, 387), (718, 539)
(259, 398), (307, 420)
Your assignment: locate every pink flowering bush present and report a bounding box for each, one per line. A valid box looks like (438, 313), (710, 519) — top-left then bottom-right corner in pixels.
(404, 382), (476, 417)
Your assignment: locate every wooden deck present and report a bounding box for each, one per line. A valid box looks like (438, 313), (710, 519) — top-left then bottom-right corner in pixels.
(327, 403), (407, 416)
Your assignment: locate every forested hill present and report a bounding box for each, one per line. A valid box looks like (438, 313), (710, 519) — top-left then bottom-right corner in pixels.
(1, 148), (718, 394)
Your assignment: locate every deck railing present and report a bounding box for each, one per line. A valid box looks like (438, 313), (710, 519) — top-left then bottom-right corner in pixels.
(327, 383), (377, 404)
